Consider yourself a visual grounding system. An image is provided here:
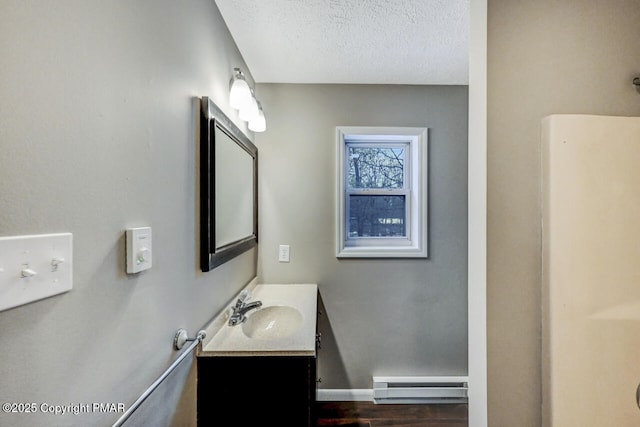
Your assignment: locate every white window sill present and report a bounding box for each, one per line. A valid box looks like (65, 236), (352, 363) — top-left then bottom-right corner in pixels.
(336, 245), (428, 259)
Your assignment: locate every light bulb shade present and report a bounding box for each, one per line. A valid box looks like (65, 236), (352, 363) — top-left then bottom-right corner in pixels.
(249, 103), (266, 132)
(239, 92), (259, 122)
(229, 69), (252, 111)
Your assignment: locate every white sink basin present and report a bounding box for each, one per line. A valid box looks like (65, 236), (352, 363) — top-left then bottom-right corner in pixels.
(200, 283), (317, 355)
(242, 306), (303, 340)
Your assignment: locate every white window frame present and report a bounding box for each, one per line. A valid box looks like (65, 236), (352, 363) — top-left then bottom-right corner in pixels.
(336, 126), (428, 258)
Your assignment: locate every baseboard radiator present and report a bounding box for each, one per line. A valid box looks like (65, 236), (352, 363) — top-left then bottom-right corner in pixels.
(372, 376), (468, 404)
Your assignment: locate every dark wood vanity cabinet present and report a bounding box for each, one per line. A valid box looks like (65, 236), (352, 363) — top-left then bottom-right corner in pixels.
(197, 354), (317, 427)
(197, 286), (319, 426)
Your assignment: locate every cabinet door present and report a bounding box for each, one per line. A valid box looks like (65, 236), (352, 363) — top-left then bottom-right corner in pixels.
(198, 356), (315, 427)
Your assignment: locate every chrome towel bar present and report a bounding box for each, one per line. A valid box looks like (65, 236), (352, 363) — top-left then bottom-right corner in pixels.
(112, 329), (207, 427)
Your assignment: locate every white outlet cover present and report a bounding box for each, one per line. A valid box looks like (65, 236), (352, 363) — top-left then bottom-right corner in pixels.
(278, 244), (290, 262)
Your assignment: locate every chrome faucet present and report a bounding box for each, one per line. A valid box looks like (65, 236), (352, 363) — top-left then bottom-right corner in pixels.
(228, 292), (262, 326)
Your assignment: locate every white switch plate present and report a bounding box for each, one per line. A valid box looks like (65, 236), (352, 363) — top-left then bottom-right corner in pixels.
(0, 233), (73, 312)
(126, 227), (152, 274)
(278, 244), (290, 262)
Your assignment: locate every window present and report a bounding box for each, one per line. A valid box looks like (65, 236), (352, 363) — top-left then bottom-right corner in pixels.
(336, 127), (428, 258)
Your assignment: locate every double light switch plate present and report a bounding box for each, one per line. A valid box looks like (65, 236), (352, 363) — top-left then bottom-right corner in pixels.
(0, 233), (73, 312)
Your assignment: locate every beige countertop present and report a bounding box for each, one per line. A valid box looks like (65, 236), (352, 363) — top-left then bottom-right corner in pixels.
(198, 282), (318, 357)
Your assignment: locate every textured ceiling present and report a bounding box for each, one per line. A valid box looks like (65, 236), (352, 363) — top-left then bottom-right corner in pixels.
(214, 0), (469, 85)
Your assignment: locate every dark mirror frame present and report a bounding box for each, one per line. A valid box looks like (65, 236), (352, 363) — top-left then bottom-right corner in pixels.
(199, 96), (258, 272)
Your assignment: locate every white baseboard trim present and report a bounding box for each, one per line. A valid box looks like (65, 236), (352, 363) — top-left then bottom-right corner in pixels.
(317, 389), (374, 402)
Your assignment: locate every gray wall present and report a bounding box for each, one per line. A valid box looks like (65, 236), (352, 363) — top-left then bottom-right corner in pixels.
(487, 0), (640, 425)
(12, 0), (637, 423)
(255, 84), (468, 389)
(0, 1), (256, 426)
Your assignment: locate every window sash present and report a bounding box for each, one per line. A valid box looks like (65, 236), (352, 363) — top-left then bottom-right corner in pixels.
(345, 141), (410, 191)
(345, 189), (411, 243)
(344, 140), (411, 244)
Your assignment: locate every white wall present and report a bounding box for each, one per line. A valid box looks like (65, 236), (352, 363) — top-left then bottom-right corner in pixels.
(256, 83), (469, 390)
(0, 1), (255, 426)
(487, 0), (640, 425)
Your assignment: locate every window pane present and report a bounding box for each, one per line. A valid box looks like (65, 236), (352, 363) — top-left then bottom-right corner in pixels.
(348, 195), (406, 237)
(348, 146), (404, 189)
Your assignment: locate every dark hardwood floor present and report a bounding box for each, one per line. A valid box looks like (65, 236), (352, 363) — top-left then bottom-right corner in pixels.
(315, 401), (468, 427)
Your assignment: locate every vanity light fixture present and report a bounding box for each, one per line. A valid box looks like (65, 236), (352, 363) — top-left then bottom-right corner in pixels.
(229, 68), (252, 111)
(229, 67), (266, 132)
(248, 101), (266, 133)
(239, 88), (259, 122)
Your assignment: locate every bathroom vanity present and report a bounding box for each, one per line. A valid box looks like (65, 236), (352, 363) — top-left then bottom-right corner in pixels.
(197, 283), (318, 427)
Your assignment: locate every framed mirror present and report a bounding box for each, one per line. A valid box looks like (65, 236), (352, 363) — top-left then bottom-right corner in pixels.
(199, 96), (258, 272)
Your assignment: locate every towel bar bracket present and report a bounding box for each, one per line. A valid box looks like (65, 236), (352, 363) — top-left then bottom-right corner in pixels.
(174, 328), (206, 350)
